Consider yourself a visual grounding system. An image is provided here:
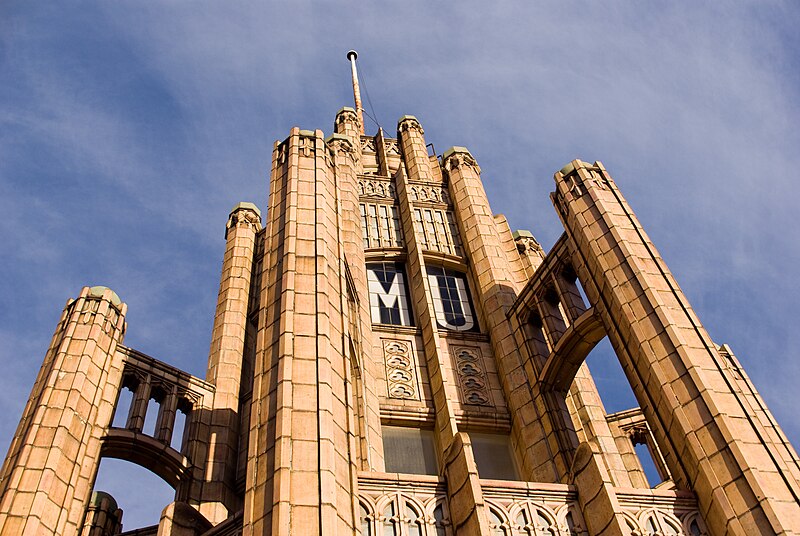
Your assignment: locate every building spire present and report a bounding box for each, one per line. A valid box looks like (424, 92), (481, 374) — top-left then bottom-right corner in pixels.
(346, 50), (365, 135)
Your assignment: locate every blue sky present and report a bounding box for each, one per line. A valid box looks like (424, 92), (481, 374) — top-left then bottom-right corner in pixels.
(1, 1), (799, 529)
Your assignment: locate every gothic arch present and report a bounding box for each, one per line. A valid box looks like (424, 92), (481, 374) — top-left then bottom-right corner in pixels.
(100, 430), (190, 488)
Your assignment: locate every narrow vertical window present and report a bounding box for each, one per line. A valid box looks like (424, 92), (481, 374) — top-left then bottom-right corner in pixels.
(390, 206), (403, 246)
(361, 202), (404, 249)
(433, 211), (449, 253)
(379, 205), (391, 246)
(360, 204), (369, 248)
(368, 205), (380, 247)
(424, 210), (440, 250)
(446, 211), (462, 256)
(413, 208), (428, 249)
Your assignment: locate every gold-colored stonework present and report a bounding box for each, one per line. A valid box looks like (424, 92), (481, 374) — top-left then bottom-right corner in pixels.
(1, 106), (799, 536)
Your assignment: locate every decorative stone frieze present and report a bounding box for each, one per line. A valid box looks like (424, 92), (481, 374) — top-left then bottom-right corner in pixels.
(361, 137), (376, 153)
(325, 133), (356, 163)
(276, 139), (289, 165)
(298, 130), (316, 157)
(558, 159), (609, 196)
(384, 138), (400, 155)
(358, 474), (449, 536)
(482, 482), (588, 536)
(616, 489), (707, 536)
(409, 183), (450, 205)
(359, 178), (396, 199)
(452, 346), (492, 406)
(335, 106), (359, 126)
(513, 230), (544, 257)
(383, 339), (419, 400)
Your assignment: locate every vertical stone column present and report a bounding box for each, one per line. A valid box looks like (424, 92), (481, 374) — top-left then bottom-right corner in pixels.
(244, 129), (357, 535)
(443, 147), (565, 483)
(194, 202), (261, 523)
(0, 286), (127, 535)
(396, 119), (490, 535)
(513, 230), (546, 276)
(552, 159), (800, 535)
(329, 108), (386, 473)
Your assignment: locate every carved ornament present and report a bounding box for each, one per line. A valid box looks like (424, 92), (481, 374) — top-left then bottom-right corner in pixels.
(383, 340), (418, 400)
(452, 346), (491, 406)
(227, 206), (262, 234)
(442, 149), (480, 174)
(409, 184), (450, 205)
(359, 178), (396, 199)
(397, 116), (424, 135)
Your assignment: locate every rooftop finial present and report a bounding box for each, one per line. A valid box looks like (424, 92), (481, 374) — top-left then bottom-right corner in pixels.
(346, 50), (365, 135)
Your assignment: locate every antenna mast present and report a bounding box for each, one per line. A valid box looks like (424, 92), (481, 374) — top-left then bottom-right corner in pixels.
(346, 50), (365, 135)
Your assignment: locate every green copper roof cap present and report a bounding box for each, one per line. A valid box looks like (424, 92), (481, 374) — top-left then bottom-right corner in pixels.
(336, 106), (356, 115)
(88, 286), (122, 307)
(325, 133), (353, 146)
(512, 230), (535, 240)
(230, 202), (261, 218)
(559, 160), (590, 176)
(442, 146), (473, 160)
(397, 115), (419, 125)
(89, 491), (118, 511)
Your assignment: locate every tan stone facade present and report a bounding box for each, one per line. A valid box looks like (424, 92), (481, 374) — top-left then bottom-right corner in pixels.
(1, 106), (799, 536)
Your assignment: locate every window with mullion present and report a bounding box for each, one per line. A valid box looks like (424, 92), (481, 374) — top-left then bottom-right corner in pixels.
(361, 202), (404, 249)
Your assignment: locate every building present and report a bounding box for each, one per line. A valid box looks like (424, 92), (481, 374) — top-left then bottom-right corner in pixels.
(1, 52), (799, 536)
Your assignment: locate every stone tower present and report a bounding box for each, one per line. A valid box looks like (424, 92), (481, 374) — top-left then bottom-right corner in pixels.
(1, 54), (799, 536)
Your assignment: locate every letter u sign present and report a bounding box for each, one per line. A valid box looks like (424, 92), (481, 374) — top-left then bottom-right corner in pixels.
(427, 267), (477, 332)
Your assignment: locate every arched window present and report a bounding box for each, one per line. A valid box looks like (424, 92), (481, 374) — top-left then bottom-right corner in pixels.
(383, 502), (399, 536)
(642, 511), (681, 536)
(564, 512), (580, 536)
(533, 509), (555, 535)
(405, 503), (423, 536)
(360, 502), (373, 536)
(488, 507), (509, 536)
(514, 509), (532, 535)
(432, 503), (449, 536)
(371, 495), (437, 536)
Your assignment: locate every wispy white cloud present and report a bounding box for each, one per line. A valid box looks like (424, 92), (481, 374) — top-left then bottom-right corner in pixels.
(1, 0), (798, 527)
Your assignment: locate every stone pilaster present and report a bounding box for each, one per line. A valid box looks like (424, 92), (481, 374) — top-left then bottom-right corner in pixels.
(443, 146), (565, 483)
(244, 129), (357, 535)
(396, 122), (491, 535)
(512, 229), (546, 277)
(569, 442), (629, 536)
(326, 132), (385, 472)
(552, 159), (800, 535)
(0, 286), (126, 535)
(193, 202), (261, 522)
